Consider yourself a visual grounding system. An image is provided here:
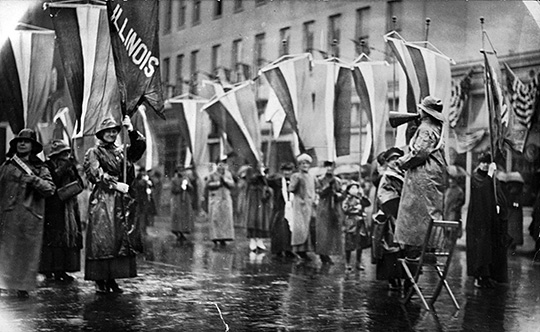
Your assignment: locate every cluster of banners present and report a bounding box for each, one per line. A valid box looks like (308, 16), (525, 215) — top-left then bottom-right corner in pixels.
(0, 0), (164, 169)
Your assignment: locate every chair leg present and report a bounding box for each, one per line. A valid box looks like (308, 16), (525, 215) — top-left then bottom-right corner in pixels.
(400, 259), (431, 311)
(432, 266), (460, 310)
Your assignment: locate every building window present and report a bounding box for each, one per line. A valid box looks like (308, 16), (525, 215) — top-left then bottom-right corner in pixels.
(234, 0), (243, 12)
(211, 44), (221, 74)
(254, 33), (266, 71)
(192, 0), (201, 26)
(355, 7), (371, 55)
(214, 0), (223, 18)
(386, 0), (402, 32)
(163, 0), (172, 34)
(303, 20), (315, 53)
(178, 0), (187, 29)
(162, 57), (171, 98)
(279, 27), (291, 56)
(231, 38), (243, 81)
(175, 54), (184, 95)
(328, 14), (341, 57)
(255, 0), (266, 6)
(190, 50), (198, 93)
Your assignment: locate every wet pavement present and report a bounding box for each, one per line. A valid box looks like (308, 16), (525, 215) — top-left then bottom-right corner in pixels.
(1, 212), (540, 332)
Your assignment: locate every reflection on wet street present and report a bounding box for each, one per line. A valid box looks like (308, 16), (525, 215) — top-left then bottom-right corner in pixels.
(1, 218), (540, 332)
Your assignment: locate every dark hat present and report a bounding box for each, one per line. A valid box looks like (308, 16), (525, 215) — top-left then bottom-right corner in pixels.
(9, 128), (43, 154)
(346, 181), (360, 192)
(48, 139), (71, 158)
(383, 147), (404, 161)
(418, 96), (444, 122)
(280, 162), (295, 171)
(478, 152), (492, 163)
(323, 160), (335, 167)
(376, 151), (387, 166)
(95, 117), (121, 138)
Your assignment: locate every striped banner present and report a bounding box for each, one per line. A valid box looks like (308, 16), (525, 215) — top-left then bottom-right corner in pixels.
(131, 106), (159, 171)
(352, 55), (390, 164)
(264, 86), (287, 139)
(167, 97), (211, 168)
(50, 4), (122, 137)
(311, 58), (352, 161)
(202, 82), (262, 166)
(384, 31), (453, 146)
(0, 29), (55, 134)
(260, 53), (313, 152)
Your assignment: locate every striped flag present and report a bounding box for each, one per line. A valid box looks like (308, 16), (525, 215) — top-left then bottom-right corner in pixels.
(448, 69), (474, 128)
(523, 0), (540, 29)
(131, 106), (159, 171)
(0, 29), (55, 134)
(202, 82), (262, 167)
(49, 4), (122, 138)
(311, 57), (352, 161)
(259, 53), (313, 152)
(264, 86), (287, 139)
(167, 97), (211, 168)
(351, 55), (390, 164)
(504, 63), (538, 152)
(384, 31), (453, 146)
(52, 107), (74, 144)
(483, 50), (509, 159)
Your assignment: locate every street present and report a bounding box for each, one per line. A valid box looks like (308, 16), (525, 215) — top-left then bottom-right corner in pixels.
(0, 212), (539, 332)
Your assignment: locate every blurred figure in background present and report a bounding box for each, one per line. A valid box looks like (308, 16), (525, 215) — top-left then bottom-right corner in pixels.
(170, 165), (197, 244)
(444, 175), (465, 238)
(40, 140), (84, 282)
(149, 169), (163, 223)
(267, 162), (295, 259)
(0, 129), (55, 298)
(315, 161), (344, 265)
(245, 167), (273, 252)
(342, 181), (371, 271)
(134, 168), (157, 235)
(204, 158), (236, 247)
(503, 172), (524, 250)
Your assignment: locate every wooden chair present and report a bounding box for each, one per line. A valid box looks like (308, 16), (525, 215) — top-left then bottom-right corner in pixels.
(399, 220), (461, 311)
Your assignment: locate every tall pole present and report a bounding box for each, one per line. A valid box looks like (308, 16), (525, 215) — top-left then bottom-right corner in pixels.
(392, 16), (398, 142)
(424, 18), (431, 47)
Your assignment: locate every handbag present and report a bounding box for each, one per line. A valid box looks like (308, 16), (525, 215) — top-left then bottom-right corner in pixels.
(57, 181), (83, 201)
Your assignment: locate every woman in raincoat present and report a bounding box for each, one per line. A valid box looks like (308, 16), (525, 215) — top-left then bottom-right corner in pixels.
(0, 129), (56, 297)
(394, 96), (448, 258)
(83, 116), (146, 293)
(204, 158), (235, 246)
(170, 165), (198, 244)
(39, 140), (84, 282)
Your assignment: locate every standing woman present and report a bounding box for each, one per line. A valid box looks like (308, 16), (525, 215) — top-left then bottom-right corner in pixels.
(204, 158), (236, 246)
(170, 165), (197, 244)
(84, 116), (146, 293)
(0, 129), (56, 297)
(39, 140), (84, 282)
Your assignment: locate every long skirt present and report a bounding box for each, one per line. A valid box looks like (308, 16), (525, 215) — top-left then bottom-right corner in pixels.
(39, 247), (81, 273)
(84, 256), (137, 281)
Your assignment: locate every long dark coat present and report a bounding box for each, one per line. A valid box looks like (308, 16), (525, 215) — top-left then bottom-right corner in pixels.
(466, 169), (509, 282)
(267, 173), (292, 254)
(315, 174), (344, 256)
(0, 156), (55, 290)
(83, 130), (146, 280)
(395, 117), (447, 247)
(39, 157), (84, 274)
(171, 173), (196, 234)
(245, 172), (273, 238)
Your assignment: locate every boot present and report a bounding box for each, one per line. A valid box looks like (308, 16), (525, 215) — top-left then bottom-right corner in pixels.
(256, 238), (266, 251)
(249, 238), (257, 252)
(107, 279), (123, 293)
(95, 280), (108, 294)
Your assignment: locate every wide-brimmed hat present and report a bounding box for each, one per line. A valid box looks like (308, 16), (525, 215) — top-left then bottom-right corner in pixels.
(346, 180), (360, 193)
(418, 96), (444, 122)
(48, 139), (71, 158)
(383, 147), (404, 161)
(323, 160), (335, 167)
(280, 162), (295, 171)
(296, 153), (313, 163)
(95, 117), (121, 138)
(9, 128), (43, 154)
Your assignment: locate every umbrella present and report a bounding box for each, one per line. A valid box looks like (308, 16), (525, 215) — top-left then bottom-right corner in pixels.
(447, 165), (469, 178)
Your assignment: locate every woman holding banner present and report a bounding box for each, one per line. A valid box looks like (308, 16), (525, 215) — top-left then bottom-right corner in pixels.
(0, 129), (56, 298)
(83, 116), (146, 294)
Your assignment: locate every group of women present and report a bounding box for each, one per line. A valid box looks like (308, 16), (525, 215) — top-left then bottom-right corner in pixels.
(0, 115), (146, 297)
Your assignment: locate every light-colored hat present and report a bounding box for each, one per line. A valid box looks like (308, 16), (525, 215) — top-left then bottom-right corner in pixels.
(418, 96), (444, 122)
(296, 153), (313, 163)
(95, 118), (121, 138)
